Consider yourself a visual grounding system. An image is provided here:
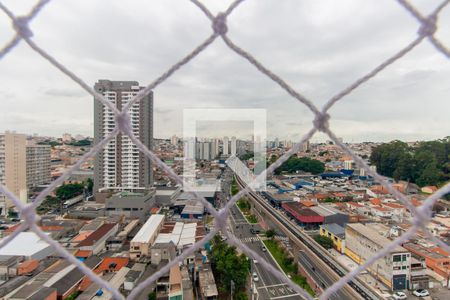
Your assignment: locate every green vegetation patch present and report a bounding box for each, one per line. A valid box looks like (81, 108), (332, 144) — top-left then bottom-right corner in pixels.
(274, 155), (325, 175)
(263, 239), (315, 296)
(246, 214), (258, 224)
(313, 235), (334, 250)
(370, 138), (449, 188)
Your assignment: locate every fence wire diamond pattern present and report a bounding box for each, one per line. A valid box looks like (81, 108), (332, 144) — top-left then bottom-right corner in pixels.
(1, 0), (450, 299)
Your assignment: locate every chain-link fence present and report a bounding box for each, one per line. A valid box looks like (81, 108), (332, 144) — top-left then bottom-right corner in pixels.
(1, 0), (449, 299)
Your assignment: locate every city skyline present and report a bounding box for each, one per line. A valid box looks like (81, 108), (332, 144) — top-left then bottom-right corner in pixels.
(1, 0), (449, 142)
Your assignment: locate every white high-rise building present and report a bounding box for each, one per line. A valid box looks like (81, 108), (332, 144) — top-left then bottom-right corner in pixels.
(26, 142), (51, 190)
(274, 137), (279, 148)
(202, 142), (211, 160)
(344, 160), (354, 170)
(223, 136), (229, 156)
(231, 136), (237, 156)
(94, 80), (153, 194)
(171, 135), (179, 146)
(211, 139), (219, 159)
(62, 133), (73, 143)
(0, 132), (27, 214)
(303, 140), (310, 152)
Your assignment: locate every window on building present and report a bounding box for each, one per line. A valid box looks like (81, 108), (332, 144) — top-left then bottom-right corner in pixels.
(393, 255), (402, 262)
(402, 254), (407, 261)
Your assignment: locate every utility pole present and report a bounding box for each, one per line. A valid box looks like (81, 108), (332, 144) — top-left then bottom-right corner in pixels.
(230, 279), (235, 300)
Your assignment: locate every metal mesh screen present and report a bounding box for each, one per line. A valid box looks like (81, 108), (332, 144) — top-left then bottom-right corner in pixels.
(1, 0), (450, 299)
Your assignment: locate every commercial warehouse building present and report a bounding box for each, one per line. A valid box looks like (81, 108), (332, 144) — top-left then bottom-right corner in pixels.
(282, 202), (323, 229)
(0, 232), (54, 260)
(319, 223), (345, 253)
(130, 214), (165, 260)
(345, 223), (411, 291)
(310, 204), (349, 227)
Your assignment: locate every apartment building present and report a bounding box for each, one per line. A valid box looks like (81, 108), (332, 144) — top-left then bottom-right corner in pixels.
(345, 223), (411, 291)
(26, 143), (51, 189)
(93, 80), (153, 195)
(0, 132), (27, 213)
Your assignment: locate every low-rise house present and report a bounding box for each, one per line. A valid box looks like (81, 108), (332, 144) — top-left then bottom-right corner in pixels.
(0, 256), (22, 279)
(6, 283), (57, 300)
(403, 242), (450, 280)
(421, 186), (438, 194)
(198, 264), (218, 300)
(409, 257), (429, 290)
(43, 256), (101, 300)
(319, 224), (345, 253)
(151, 242), (176, 265)
(17, 260), (39, 276)
(370, 206), (393, 218)
(124, 263), (145, 291)
(169, 265), (183, 300)
(78, 223), (118, 255)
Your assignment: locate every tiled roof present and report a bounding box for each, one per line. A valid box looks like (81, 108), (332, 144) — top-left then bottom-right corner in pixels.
(78, 224), (116, 247)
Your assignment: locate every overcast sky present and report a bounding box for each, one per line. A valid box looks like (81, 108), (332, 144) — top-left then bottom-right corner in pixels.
(0, 0), (449, 142)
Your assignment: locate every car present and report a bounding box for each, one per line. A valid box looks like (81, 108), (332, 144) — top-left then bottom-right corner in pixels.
(413, 289), (429, 297)
(392, 292), (407, 300)
(252, 272), (259, 282)
(261, 246), (267, 252)
(253, 259), (258, 264)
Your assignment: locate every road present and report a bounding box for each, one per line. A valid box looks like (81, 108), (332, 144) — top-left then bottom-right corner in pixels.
(298, 250), (350, 300)
(228, 203), (302, 300)
(235, 175), (375, 300)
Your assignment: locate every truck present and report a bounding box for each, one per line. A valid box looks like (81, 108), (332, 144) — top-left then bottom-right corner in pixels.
(63, 194), (84, 209)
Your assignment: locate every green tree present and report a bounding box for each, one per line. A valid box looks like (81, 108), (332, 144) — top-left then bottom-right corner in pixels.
(274, 155), (324, 175)
(210, 235), (250, 293)
(68, 139), (92, 146)
(86, 178), (94, 193)
(235, 291), (248, 300)
(148, 292), (156, 300)
(324, 197), (338, 203)
(392, 152), (416, 182)
(265, 229), (276, 239)
(416, 164), (441, 187)
(270, 154), (278, 163)
(240, 151), (254, 161)
(370, 140), (409, 177)
(370, 138), (449, 187)
(55, 183), (84, 200)
(314, 235), (334, 249)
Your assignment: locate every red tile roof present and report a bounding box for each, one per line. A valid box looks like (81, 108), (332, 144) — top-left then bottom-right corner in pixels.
(370, 198), (381, 206)
(382, 203), (404, 209)
(40, 225), (64, 231)
(78, 223), (116, 247)
(74, 250), (92, 258)
(96, 257), (129, 272)
(3, 223), (21, 235)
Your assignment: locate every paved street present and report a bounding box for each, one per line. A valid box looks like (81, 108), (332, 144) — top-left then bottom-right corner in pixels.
(298, 250), (353, 300)
(228, 203), (302, 300)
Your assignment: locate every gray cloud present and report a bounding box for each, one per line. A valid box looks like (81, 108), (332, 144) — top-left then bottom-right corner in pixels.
(0, 0), (449, 142)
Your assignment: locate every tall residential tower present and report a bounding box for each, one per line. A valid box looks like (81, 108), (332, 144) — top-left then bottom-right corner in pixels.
(0, 132), (27, 214)
(93, 80), (153, 195)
